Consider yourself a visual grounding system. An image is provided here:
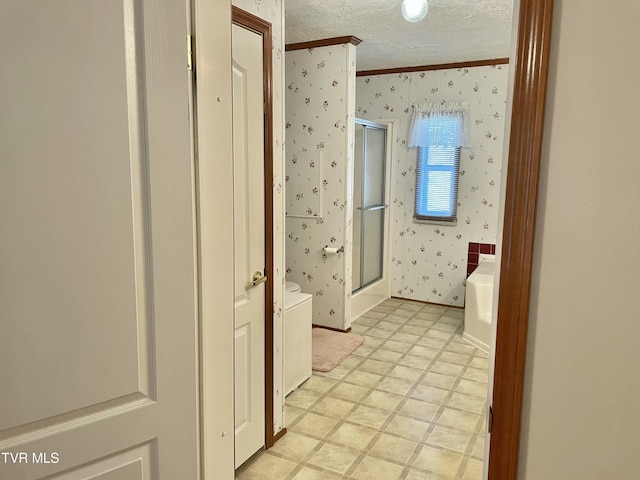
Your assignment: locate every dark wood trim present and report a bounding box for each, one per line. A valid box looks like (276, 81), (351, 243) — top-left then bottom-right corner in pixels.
(356, 58), (509, 77)
(272, 427), (287, 444)
(488, 1), (554, 479)
(390, 296), (464, 310)
(231, 6), (277, 450)
(285, 35), (362, 51)
(312, 325), (352, 334)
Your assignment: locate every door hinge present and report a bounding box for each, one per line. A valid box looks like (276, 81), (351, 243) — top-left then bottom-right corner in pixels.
(187, 34), (194, 72)
(488, 405), (494, 433)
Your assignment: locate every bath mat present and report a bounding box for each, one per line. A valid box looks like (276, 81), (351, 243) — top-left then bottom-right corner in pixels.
(312, 328), (365, 372)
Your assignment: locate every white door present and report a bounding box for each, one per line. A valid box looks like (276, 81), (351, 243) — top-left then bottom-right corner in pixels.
(232, 24), (266, 467)
(0, 2), (199, 479)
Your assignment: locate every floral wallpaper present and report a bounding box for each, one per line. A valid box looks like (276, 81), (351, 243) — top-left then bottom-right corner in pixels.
(356, 65), (510, 307)
(232, 0), (286, 433)
(285, 43), (357, 330)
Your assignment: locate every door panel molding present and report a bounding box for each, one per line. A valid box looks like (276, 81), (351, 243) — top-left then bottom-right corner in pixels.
(231, 6), (277, 450)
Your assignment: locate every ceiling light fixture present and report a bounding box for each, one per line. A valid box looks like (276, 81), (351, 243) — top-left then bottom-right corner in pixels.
(402, 0), (428, 22)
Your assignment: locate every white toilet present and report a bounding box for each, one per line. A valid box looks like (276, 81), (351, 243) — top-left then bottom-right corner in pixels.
(284, 281), (312, 396)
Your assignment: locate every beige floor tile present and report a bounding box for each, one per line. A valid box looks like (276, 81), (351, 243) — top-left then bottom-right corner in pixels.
(268, 432), (320, 463)
(356, 316), (382, 327)
(436, 408), (479, 432)
(393, 308), (415, 317)
(471, 435), (485, 459)
(236, 453), (297, 480)
(367, 327), (395, 339)
(351, 324), (371, 334)
(313, 397), (357, 419)
(388, 364), (424, 382)
(362, 310), (388, 319)
(340, 354), (366, 370)
(369, 433), (418, 464)
(438, 351), (470, 366)
(404, 468), (452, 480)
(347, 405), (391, 429)
(462, 367), (488, 384)
(398, 354), (432, 369)
(412, 385), (450, 406)
(454, 379), (488, 398)
(426, 425), (472, 453)
(369, 348), (404, 363)
(380, 339), (413, 353)
(421, 304), (447, 314)
(329, 382), (370, 402)
(328, 422), (378, 450)
(353, 343), (375, 356)
(432, 322), (461, 333)
(391, 332), (421, 344)
(377, 376), (414, 396)
(307, 443), (360, 475)
(412, 445), (462, 477)
(444, 342), (477, 355)
(345, 370), (383, 388)
(385, 415), (430, 442)
(301, 375), (339, 394)
(411, 311), (441, 322)
(291, 413), (338, 439)
(398, 398), (440, 422)
(446, 393), (486, 414)
(362, 389), (404, 411)
(429, 361), (464, 377)
(376, 320), (402, 332)
(400, 324), (428, 336)
(315, 363), (351, 380)
(359, 358), (393, 375)
(421, 372), (457, 390)
(416, 337), (448, 349)
(469, 356), (489, 370)
(409, 345), (441, 359)
(462, 458), (484, 480)
(385, 313), (411, 323)
(352, 455), (406, 480)
(286, 404), (306, 425)
(361, 335), (385, 348)
(286, 388), (323, 409)
(438, 314), (463, 324)
(424, 329), (454, 341)
(290, 466), (341, 480)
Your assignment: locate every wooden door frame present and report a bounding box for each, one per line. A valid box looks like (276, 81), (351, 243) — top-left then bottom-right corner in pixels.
(231, 6), (277, 450)
(489, 0), (554, 478)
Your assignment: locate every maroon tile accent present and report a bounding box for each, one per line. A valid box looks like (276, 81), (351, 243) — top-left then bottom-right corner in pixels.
(480, 244), (492, 254)
(467, 242), (496, 277)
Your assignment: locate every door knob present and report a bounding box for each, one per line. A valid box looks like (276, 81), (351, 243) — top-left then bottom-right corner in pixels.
(246, 271), (267, 288)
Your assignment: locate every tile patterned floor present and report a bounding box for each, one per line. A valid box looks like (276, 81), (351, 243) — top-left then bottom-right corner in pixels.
(236, 298), (489, 480)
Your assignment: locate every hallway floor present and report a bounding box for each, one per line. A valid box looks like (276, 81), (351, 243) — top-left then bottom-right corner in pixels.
(236, 298), (488, 480)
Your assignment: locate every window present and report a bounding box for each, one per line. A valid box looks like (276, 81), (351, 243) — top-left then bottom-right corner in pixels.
(414, 144), (460, 224)
(407, 102), (469, 226)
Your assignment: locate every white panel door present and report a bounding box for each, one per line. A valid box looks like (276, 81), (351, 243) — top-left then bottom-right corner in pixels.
(0, 1), (199, 479)
(232, 24), (266, 467)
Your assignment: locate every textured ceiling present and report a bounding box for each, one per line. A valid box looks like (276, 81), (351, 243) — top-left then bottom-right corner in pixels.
(285, 0), (514, 71)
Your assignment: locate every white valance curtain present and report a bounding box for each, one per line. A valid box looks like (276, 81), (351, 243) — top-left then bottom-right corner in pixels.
(407, 102), (471, 148)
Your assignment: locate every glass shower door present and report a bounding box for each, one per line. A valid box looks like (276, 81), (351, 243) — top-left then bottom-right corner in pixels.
(353, 120), (387, 292)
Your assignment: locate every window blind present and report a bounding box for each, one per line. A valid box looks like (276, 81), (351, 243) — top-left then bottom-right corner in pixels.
(414, 145), (460, 224)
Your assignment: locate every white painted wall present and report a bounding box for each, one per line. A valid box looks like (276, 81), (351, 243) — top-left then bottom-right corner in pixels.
(518, 1), (640, 478)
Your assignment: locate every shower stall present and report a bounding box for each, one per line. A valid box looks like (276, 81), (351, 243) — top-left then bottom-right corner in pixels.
(351, 119), (391, 317)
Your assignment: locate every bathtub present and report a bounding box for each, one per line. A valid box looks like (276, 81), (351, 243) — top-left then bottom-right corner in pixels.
(463, 254), (495, 352)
